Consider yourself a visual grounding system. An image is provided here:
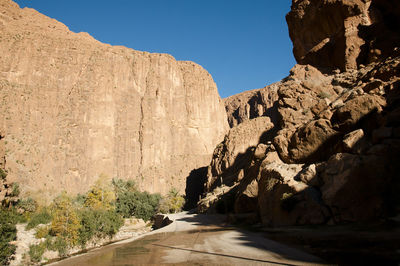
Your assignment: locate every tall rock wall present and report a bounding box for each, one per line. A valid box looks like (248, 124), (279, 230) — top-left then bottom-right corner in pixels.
(0, 0), (228, 200)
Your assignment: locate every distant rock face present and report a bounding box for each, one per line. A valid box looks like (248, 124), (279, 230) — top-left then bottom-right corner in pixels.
(224, 83), (279, 128)
(0, 0), (228, 199)
(286, 0), (400, 72)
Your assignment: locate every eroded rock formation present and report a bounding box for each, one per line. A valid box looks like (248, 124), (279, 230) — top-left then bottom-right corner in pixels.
(200, 0), (400, 226)
(0, 0), (228, 200)
(286, 0), (400, 72)
(224, 83), (279, 128)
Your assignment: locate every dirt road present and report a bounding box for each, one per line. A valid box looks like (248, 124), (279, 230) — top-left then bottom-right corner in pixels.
(51, 212), (325, 265)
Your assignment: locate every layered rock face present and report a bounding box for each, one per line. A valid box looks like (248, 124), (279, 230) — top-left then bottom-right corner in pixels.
(286, 0), (400, 72)
(200, 0), (400, 225)
(0, 0), (228, 200)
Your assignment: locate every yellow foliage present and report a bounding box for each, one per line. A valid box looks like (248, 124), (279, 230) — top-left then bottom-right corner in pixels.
(84, 174), (116, 210)
(158, 188), (185, 214)
(50, 193), (81, 246)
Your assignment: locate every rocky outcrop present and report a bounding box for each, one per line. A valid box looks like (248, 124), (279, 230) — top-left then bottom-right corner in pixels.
(201, 54), (400, 225)
(205, 116), (274, 191)
(0, 0), (228, 199)
(199, 0), (400, 226)
(224, 83), (280, 128)
(286, 0), (400, 72)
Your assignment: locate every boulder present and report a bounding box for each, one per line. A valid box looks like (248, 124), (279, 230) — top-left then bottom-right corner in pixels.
(332, 94), (385, 131)
(288, 119), (340, 163)
(342, 128), (365, 153)
(320, 153), (389, 222)
(152, 214), (173, 229)
(258, 162), (329, 226)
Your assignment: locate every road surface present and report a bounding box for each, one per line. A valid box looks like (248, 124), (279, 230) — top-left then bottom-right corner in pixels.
(51, 212), (325, 265)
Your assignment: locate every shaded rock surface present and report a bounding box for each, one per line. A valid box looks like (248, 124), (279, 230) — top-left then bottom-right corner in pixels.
(201, 0), (400, 226)
(0, 0), (228, 199)
(286, 0), (400, 72)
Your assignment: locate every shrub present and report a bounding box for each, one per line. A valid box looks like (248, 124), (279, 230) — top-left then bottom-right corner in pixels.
(0, 208), (18, 265)
(35, 225), (50, 239)
(50, 193), (81, 246)
(26, 208), (52, 230)
(45, 237), (68, 257)
(158, 188), (185, 214)
(116, 191), (160, 221)
(18, 197), (38, 213)
(9, 183), (20, 198)
(96, 209), (124, 237)
(84, 175), (115, 210)
(28, 242), (46, 263)
(73, 193), (87, 207)
(78, 208), (123, 246)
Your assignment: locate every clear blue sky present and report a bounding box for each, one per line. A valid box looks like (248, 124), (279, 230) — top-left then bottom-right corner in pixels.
(14, 0), (295, 98)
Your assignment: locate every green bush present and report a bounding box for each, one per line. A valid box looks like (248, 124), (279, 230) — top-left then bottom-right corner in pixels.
(26, 209), (52, 230)
(73, 193), (87, 207)
(10, 183), (20, 198)
(116, 191), (160, 221)
(45, 237), (68, 257)
(18, 197), (38, 213)
(0, 208), (18, 265)
(96, 209), (124, 237)
(28, 242), (46, 263)
(78, 208), (123, 246)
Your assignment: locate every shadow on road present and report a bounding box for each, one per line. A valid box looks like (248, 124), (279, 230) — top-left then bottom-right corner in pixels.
(170, 213), (325, 265)
(151, 243), (298, 266)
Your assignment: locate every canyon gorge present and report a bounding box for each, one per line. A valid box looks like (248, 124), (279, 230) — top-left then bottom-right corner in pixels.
(1, 0), (400, 228)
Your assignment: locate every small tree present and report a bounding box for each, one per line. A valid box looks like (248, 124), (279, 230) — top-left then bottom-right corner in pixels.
(50, 193), (80, 246)
(115, 190), (160, 221)
(84, 174), (116, 210)
(0, 208), (18, 265)
(158, 188), (185, 214)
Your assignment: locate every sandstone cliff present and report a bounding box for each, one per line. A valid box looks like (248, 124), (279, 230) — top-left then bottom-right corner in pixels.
(0, 0), (229, 200)
(200, 0), (400, 226)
